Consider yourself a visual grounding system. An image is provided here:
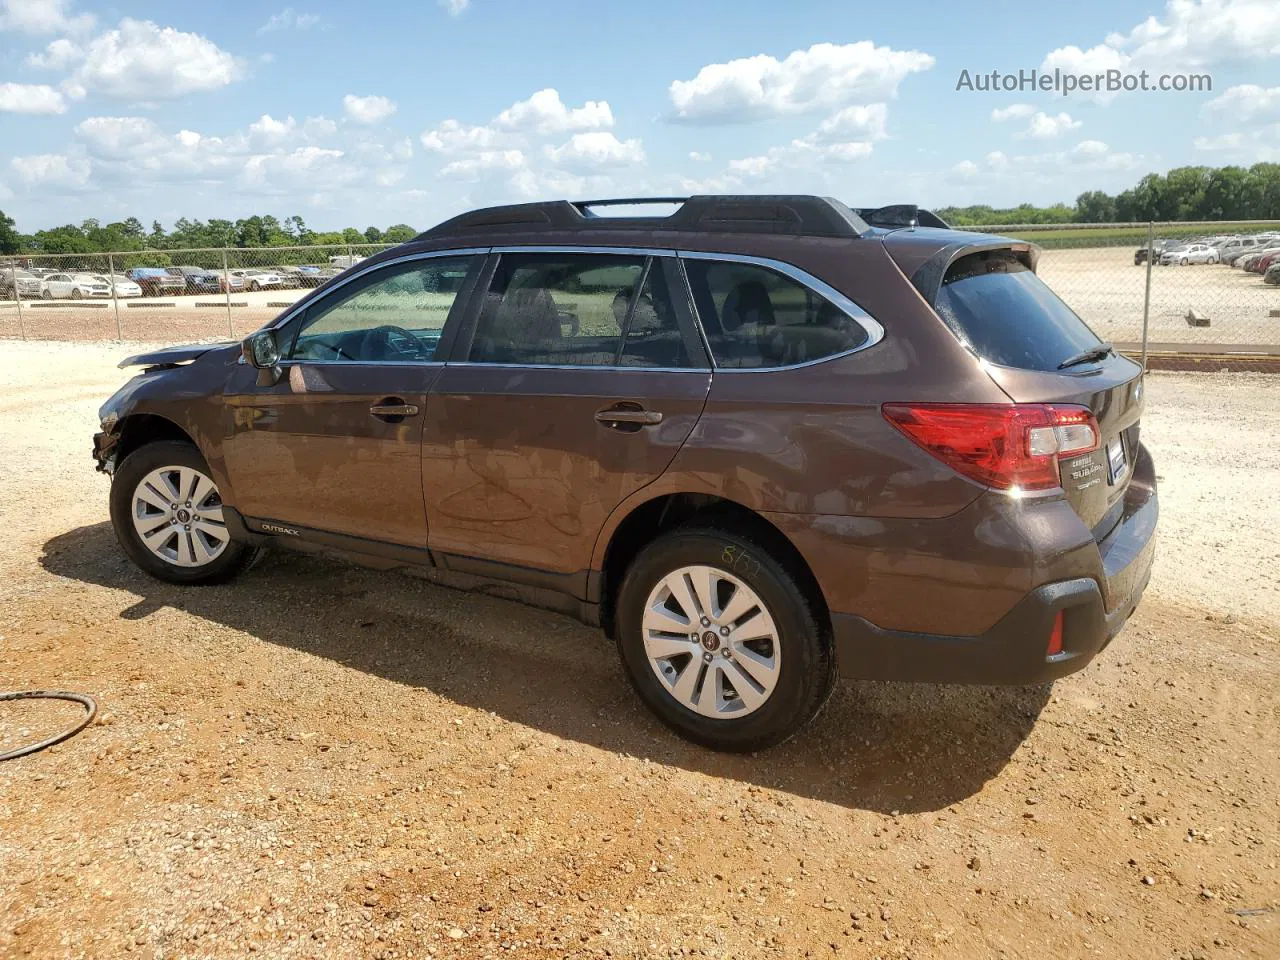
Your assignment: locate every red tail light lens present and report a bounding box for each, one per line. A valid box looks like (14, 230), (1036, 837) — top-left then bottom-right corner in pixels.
(881, 403), (1100, 492)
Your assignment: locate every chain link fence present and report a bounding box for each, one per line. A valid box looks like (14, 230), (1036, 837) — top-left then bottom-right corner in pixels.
(0, 244), (394, 342)
(3, 224), (1280, 355)
(967, 220), (1280, 357)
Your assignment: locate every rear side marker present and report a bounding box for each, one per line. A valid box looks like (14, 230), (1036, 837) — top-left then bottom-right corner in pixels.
(1047, 610), (1065, 656)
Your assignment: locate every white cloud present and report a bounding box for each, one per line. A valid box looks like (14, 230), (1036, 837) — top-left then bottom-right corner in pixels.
(10, 153), (92, 188)
(544, 132), (645, 171)
(343, 94), (397, 124)
(0, 0), (94, 35)
(438, 0), (469, 14)
(991, 103), (1036, 122)
(1193, 132), (1246, 151)
(494, 88), (613, 135)
(689, 150), (711, 161)
(948, 140), (1141, 193)
(668, 41), (934, 124)
(439, 150), (526, 179)
(303, 115), (337, 137)
(257, 8), (321, 35)
(0, 82), (67, 114)
(248, 114), (296, 141)
(1015, 111), (1083, 140)
(58, 19), (243, 101)
(813, 102), (888, 142)
(1041, 0), (1280, 103)
(420, 118), (500, 153)
(1201, 83), (1280, 121)
(26, 37), (81, 69)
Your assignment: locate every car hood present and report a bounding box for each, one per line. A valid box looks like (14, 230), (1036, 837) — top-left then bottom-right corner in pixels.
(118, 342), (233, 369)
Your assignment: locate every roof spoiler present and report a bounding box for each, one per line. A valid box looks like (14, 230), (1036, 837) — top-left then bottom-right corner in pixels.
(418, 195), (872, 240)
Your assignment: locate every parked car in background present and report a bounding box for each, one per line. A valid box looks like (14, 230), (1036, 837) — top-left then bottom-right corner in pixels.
(1265, 262), (1280, 285)
(1251, 250), (1280, 275)
(269, 266), (306, 289)
(1159, 243), (1219, 265)
(1133, 240), (1168, 266)
(0, 268), (43, 300)
(91, 195), (1158, 751)
(93, 274), (143, 298)
(41, 272), (112, 299)
(126, 267), (186, 297)
(168, 266), (223, 294)
(1240, 248), (1280, 273)
(230, 269), (283, 291)
(294, 265), (327, 287)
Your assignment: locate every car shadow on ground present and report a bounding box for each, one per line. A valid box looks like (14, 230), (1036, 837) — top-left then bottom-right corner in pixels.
(42, 522), (1050, 815)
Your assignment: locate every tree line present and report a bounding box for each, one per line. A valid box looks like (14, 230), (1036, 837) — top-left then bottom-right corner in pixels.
(4, 162), (1280, 256)
(938, 162), (1280, 226)
(0, 211), (417, 257)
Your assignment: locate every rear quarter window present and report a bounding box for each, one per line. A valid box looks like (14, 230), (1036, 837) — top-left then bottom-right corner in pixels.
(933, 250), (1104, 372)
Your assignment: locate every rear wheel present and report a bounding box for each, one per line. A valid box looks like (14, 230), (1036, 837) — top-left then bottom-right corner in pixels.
(615, 527), (834, 752)
(109, 441), (256, 585)
(249, 281), (261, 292)
(41, 289), (52, 300)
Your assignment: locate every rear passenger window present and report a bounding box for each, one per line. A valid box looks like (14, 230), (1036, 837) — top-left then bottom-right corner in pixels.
(682, 260), (869, 369)
(469, 253), (692, 368)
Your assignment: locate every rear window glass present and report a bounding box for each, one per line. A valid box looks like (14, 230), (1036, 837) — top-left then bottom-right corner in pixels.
(934, 251), (1103, 371)
(683, 259), (869, 369)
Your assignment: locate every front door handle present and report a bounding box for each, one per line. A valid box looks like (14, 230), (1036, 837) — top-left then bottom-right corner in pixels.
(370, 398), (420, 422)
(595, 404), (663, 429)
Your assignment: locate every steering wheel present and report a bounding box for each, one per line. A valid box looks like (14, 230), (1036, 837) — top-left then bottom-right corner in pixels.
(362, 324), (430, 360)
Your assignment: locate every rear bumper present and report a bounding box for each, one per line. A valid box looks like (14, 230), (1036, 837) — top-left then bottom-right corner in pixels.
(832, 563), (1150, 685)
(831, 448), (1158, 686)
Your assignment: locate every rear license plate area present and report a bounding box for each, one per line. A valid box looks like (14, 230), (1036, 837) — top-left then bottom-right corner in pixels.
(1107, 437), (1126, 484)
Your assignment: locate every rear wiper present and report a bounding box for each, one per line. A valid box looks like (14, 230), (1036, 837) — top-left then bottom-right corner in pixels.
(1058, 344), (1115, 369)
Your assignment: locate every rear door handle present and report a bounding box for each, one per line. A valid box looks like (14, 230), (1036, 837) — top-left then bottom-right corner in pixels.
(370, 399), (420, 421)
(595, 405), (663, 427)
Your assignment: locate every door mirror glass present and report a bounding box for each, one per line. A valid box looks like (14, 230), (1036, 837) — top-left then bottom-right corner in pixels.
(243, 329), (280, 369)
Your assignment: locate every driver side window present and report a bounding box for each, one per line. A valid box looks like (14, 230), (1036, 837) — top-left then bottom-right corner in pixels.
(289, 256), (474, 362)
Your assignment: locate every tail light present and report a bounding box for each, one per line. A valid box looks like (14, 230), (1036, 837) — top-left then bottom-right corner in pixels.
(882, 403), (1100, 492)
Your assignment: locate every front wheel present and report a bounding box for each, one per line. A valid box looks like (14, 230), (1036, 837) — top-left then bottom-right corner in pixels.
(249, 281), (261, 292)
(109, 441), (256, 585)
(615, 527), (834, 752)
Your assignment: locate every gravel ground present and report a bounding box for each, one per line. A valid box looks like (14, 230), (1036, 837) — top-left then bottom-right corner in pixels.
(0, 340), (1277, 959)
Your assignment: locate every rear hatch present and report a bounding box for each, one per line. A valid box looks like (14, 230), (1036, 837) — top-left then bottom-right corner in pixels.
(929, 248), (1143, 539)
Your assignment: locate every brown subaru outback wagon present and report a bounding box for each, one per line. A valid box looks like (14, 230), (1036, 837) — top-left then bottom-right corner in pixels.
(94, 196), (1157, 751)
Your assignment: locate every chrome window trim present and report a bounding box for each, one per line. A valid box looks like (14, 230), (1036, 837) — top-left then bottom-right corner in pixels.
(676, 249), (885, 370)
(282, 359), (446, 368)
(442, 362), (710, 373)
(267, 246), (491, 334)
(489, 245), (678, 257)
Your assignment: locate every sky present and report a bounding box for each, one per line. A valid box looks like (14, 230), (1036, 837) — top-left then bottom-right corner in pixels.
(0, 0), (1278, 233)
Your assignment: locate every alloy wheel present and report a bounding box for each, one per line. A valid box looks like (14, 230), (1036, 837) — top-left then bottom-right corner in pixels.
(642, 564), (781, 718)
(131, 465), (230, 567)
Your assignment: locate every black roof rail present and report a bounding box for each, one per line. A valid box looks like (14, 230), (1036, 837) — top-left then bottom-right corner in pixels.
(853, 204), (952, 230)
(417, 195), (871, 241)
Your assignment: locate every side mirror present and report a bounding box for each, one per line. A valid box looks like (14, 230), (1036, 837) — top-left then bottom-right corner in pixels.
(243, 329), (280, 369)
(242, 330), (283, 385)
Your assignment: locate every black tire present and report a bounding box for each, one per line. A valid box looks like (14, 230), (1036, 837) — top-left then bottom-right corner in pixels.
(250, 281), (261, 292)
(109, 441), (256, 585)
(615, 526), (835, 752)
(41, 289), (52, 300)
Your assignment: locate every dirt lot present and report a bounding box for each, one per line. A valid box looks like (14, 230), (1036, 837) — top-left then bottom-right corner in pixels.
(4, 247), (1279, 348)
(0, 340), (1277, 959)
